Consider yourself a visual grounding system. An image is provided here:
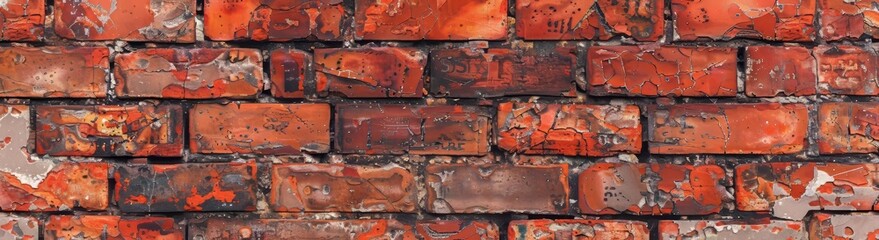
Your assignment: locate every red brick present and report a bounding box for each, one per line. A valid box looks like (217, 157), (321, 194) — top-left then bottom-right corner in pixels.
(416, 220), (499, 240)
(354, 0), (507, 40)
(189, 218), (416, 239)
(114, 48), (264, 99)
(315, 47), (426, 98)
(809, 213), (879, 239)
(0, 216), (38, 239)
(737, 162), (879, 220)
(0, 0), (44, 41)
(54, 0), (196, 42)
(335, 104), (490, 155)
(425, 164), (569, 214)
(818, 102), (879, 154)
(114, 162), (257, 212)
(270, 49), (310, 98)
(204, 0), (343, 41)
(745, 46), (817, 97)
(0, 162), (108, 211)
(815, 45), (879, 95)
(672, 0), (816, 41)
(497, 102), (641, 157)
(820, 0), (879, 40)
(516, 0), (664, 41)
(190, 103), (330, 155)
(659, 219), (805, 240)
(44, 216), (183, 240)
(508, 219), (649, 240)
(587, 46), (738, 97)
(579, 163), (727, 215)
(35, 105), (184, 157)
(270, 163), (416, 212)
(429, 48), (576, 98)
(0, 47), (108, 98)
(648, 103), (809, 154)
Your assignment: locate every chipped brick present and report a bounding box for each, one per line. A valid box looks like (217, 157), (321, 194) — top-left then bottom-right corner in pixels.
(189, 218), (416, 239)
(0, 162), (108, 211)
(0, 216), (37, 239)
(659, 219), (805, 240)
(204, 0), (343, 41)
(0, 105), (48, 190)
(190, 103), (330, 155)
(429, 48), (576, 98)
(516, 0), (664, 41)
(587, 46), (738, 97)
(315, 47), (426, 98)
(114, 162), (257, 212)
(820, 0), (879, 40)
(508, 219), (649, 240)
(745, 46), (817, 97)
(0, 0), (43, 41)
(44, 216), (183, 240)
(54, 0), (196, 42)
(416, 220), (499, 240)
(114, 48), (264, 99)
(496, 102), (642, 157)
(648, 103), (809, 154)
(818, 102), (879, 154)
(270, 49), (311, 98)
(36, 105), (183, 157)
(425, 164), (569, 214)
(814, 45), (879, 95)
(809, 213), (879, 239)
(354, 0), (507, 40)
(671, 0), (816, 41)
(335, 104), (490, 155)
(0, 47), (108, 98)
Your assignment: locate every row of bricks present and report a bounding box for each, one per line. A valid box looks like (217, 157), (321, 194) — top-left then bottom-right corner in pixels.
(1, 215), (868, 239)
(1, 45), (877, 99)
(0, 0), (874, 42)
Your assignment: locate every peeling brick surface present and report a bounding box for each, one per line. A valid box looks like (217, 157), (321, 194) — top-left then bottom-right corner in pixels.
(54, 0), (196, 42)
(815, 45), (879, 95)
(819, 102), (879, 154)
(270, 49), (310, 98)
(0, 47), (109, 98)
(354, 0), (507, 40)
(659, 219), (805, 240)
(0, 162), (108, 211)
(516, 0), (664, 41)
(189, 218), (415, 239)
(315, 47), (426, 98)
(0, 0), (43, 41)
(416, 220), (499, 240)
(671, 0), (816, 41)
(0, 216), (38, 239)
(745, 46), (817, 97)
(820, 0), (879, 40)
(508, 219), (650, 240)
(809, 213), (879, 239)
(204, 0), (343, 41)
(44, 215), (183, 240)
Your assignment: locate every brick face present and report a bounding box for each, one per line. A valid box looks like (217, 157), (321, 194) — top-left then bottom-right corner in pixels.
(354, 0), (508, 40)
(203, 0), (344, 41)
(315, 47), (426, 98)
(0, 0), (44, 41)
(671, 0), (816, 41)
(515, 0), (664, 41)
(54, 0), (196, 42)
(0, 47), (108, 98)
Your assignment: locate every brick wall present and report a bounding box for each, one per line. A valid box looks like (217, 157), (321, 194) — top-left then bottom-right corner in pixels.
(0, 0), (876, 239)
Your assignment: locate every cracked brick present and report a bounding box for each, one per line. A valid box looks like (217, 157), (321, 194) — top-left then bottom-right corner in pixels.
(114, 48), (264, 99)
(0, 216), (37, 239)
(0, 162), (108, 211)
(587, 46), (737, 97)
(820, 0), (879, 40)
(204, 0), (343, 41)
(809, 213), (879, 239)
(0, 47), (109, 98)
(508, 219), (649, 240)
(496, 102), (641, 157)
(354, 0), (507, 40)
(190, 103), (330, 155)
(819, 102), (879, 154)
(44, 216), (183, 240)
(745, 46), (817, 97)
(659, 219), (805, 240)
(416, 220), (499, 240)
(672, 0), (816, 41)
(54, 0), (196, 42)
(0, 105), (48, 191)
(270, 49), (311, 98)
(814, 45), (879, 95)
(189, 218), (415, 239)
(0, 0), (43, 41)
(315, 47), (426, 98)
(516, 0), (664, 41)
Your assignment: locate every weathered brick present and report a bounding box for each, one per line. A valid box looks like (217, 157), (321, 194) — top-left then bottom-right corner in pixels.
(44, 216), (183, 240)
(270, 163), (416, 212)
(335, 104), (490, 155)
(508, 219), (649, 240)
(587, 46), (738, 97)
(189, 218), (416, 239)
(36, 105), (184, 157)
(818, 102), (879, 154)
(204, 0), (343, 41)
(114, 162), (257, 212)
(815, 45), (879, 95)
(496, 102), (641, 157)
(114, 48), (263, 99)
(579, 163), (728, 215)
(648, 103), (809, 154)
(416, 220), (499, 240)
(0, 0), (44, 41)
(54, 0), (196, 42)
(190, 103), (330, 155)
(820, 0), (879, 40)
(354, 0), (507, 40)
(745, 46), (817, 97)
(659, 219), (805, 240)
(425, 164), (569, 214)
(0, 47), (108, 98)
(809, 213), (879, 239)
(315, 47), (426, 98)
(0, 216), (37, 239)
(517, 0), (664, 41)
(0, 162), (108, 211)
(672, 0), (815, 41)
(270, 49), (311, 98)
(429, 48), (576, 98)
(737, 162), (879, 220)
(0, 105), (42, 189)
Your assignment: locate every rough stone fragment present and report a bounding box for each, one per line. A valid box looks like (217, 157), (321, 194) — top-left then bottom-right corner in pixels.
(745, 46), (817, 97)
(818, 102), (879, 154)
(190, 103), (330, 155)
(508, 219), (649, 240)
(35, 105), (184, 157)
(496, 102), (642, 157)
(114, 48), (264, 99)
(0, 162), (108, 211)
(335, 104), (491, 155)
(814, 45), (879, 95)
(189, 218), (415, 239)
(270, 49), (311, 98)
(672, 0), (816, 41)
(204, 0), (344, 41)
(0, 47), (109, 98)
(0, 216), (38, 239)
(809, 213), (879, 239)
(425, 164), (569, 214)
(579, 163), (728, 215)
(416, 220), (499, 240)
(820, 0), (879, 40)
(114, 162), (258, 212)
(516, 0), (664, 41)
(659, 219), (805, 240)
(354, 0), (507, 40)
(0, 0), (44, 41)
(54, 0), (196, 42)
(587, 46), (738, 97)
(315, 47), (426, 98)
(429, 48), (576, 98)
(648, 103), (809, 154)
(44, 216), (183, 240)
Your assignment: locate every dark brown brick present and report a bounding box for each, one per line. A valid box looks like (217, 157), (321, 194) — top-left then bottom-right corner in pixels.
(0, 47), (108, 98)
(315, 47), (426, 98)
